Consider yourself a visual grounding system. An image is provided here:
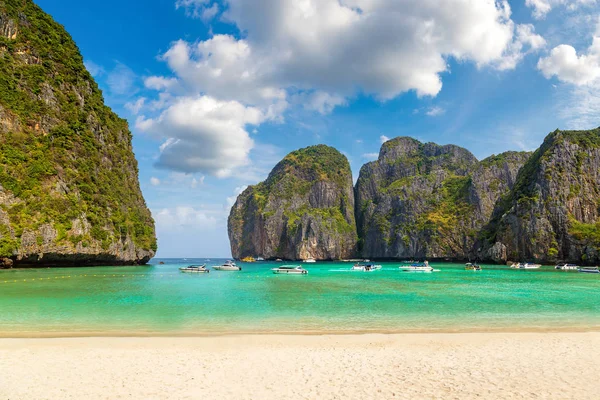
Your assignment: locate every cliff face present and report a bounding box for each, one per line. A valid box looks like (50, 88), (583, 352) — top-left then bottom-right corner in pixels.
(228, 145), (357, 260)
(0, 0), (156, 267)
(355, 137), (529, 260)
(484, 129), (600, 264)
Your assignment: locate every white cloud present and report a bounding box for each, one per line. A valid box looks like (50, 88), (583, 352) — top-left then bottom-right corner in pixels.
(150, 177), (161, 186)
(301, 91), (347, 115)
(175, 0), (219, 21)
(136, 95), (266, 177)
(153, 206), (219, 230)
(84, 60), (105, 77)
(362, 152), (379, 159)
(494, 24), (546, 70)
(226, 185), (248, 211)
(139, 0), (542, 177)
(380, 135), (390, 144)
(525, 0), (596, 19)
(144, 76), (178, 91)
(538, 32), (600, 85)
(106, 62), (137, 96)
(190, 176), (204, 188)
(426, 106), (446, 117)
(125, 98), (146, 115)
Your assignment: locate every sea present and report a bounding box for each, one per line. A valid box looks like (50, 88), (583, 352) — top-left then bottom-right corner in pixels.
(0, 259), (599, 336)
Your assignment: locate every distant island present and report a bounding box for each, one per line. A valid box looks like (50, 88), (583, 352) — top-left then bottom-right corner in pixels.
(229, 129), (600, 265)
(0, 1), (156, 267)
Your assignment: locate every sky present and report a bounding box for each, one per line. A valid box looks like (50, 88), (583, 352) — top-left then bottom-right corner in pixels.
(35, 0), (600, 257)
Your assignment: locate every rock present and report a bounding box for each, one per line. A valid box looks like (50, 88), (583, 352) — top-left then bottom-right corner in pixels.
(0, 1), (156, 267)
(228, 145), (357, 260)
(485, 128), (600, 264)
(0, 257), (12, 269)
(355, 137), (529, 260)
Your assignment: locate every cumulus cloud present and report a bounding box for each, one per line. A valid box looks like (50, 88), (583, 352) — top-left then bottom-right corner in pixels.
(137, 95), (267, 177)
(153, 206), (219, 230)
(150, 177), (161, 186)
(538, 22), (600, 85)
(139, 0), (542, 177)
(380, 135), (390, 144)
(525, 0), (596, 19)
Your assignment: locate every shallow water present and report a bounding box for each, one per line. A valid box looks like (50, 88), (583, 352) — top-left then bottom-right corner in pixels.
(1, 259), (599, 335)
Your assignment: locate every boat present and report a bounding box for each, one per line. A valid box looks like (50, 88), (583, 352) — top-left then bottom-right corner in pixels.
(275, 258), (283, 262)
(351, 263), (382, 272)
(241, 256), (256, 263)
(399, 261), (434, 273)
(213, 260), (242, 271)
(555, 263), (579, 271)
(578, 266), (600, 274)
(256, 257), (265, 261)
(272, 265), (309, 275)
(510, 263), (541, 269)
(303, 258), (316, 263)
(465, 263), (482, 271)
(179, 264), (209, 273)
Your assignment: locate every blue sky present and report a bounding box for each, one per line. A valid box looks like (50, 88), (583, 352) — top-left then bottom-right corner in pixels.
(36, 0), (600, 257)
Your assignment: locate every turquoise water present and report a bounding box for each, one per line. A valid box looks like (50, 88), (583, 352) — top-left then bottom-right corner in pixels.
(0, 259), (599, 335)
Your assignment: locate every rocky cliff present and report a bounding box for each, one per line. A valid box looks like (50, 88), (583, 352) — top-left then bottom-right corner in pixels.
(228, 145), (357, 260)
(483, 129), (600, 264)
(0, 0), (156, 267)
(355, 137), (529, 260)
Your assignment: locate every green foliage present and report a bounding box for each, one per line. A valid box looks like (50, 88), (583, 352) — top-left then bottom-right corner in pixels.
(569, 217), (600, 249)
(0, 236), (18, 258)
(0, 1), (156, 257)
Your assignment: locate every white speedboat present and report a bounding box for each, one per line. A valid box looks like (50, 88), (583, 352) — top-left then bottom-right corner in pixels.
(180, 264), (209, 273)
(578, 266), (599, 274)
(303, 258), (316, 263)
(272, 265), (308, 275)
(213, 260), (241, 271)
(351, 263), (382, 272)
(400, 261), (434, 272)
(511, 263), (541, 269)
(555, 263), (579, 270)
(351, 263), (381, 272)
(256, 257), (265, 261)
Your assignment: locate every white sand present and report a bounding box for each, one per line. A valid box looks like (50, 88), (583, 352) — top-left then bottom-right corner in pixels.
(0, 332), (599, 399)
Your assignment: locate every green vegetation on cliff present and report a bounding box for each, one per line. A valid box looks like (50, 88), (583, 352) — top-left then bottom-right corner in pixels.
(228, 145), (357, 260)
(0, 0), (155, 263)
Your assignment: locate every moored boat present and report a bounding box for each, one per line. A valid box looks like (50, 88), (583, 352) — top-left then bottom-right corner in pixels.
(213, 260), (242, 271)
(465, 263), (482, 271)
(272, 265), (309, 275)
(351, 263), (382, 272)
(511, 263), (541, 269)
(555, 263), (579, 271)
(256, 257), (265, 261)
(578, 266), (599, 274)
(303, 258), (316, 263)
(179, 264), (209, 273)
(400, 261), (434, 273)
(241, 256), (256, 263)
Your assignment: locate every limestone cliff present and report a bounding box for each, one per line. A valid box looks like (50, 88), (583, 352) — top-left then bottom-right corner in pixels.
(484, 129), (600, 264)
(0, 0), (156, 267)
(228, 145), (357, 260)
(355, 137), (529, 260)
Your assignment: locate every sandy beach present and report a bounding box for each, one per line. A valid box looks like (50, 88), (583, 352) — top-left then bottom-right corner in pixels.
(0, 332), (599, 399)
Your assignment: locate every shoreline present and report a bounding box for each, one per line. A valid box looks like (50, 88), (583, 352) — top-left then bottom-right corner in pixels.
(1, 325), (599, 338)
(2, 332), (599, 399)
